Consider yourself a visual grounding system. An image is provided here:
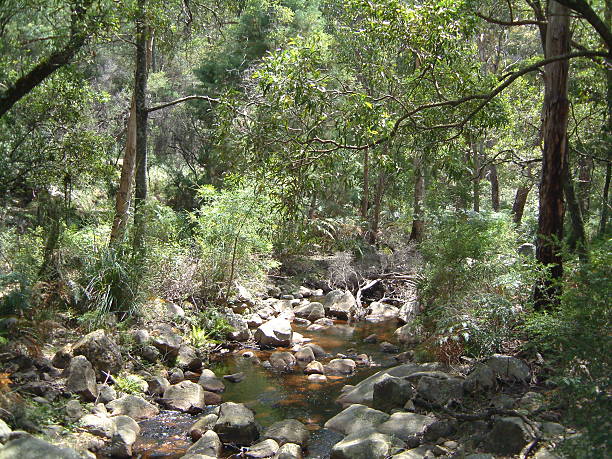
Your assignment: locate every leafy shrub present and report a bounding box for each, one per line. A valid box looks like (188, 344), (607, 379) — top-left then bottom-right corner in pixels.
(188, 308), (234, 344)
(115, 375), (147, 395)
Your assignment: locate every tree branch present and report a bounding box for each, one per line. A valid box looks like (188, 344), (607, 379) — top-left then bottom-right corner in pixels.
(147, 95), (220, 113)
(555, 0), (612, 50)
(475, 12), (546, 27)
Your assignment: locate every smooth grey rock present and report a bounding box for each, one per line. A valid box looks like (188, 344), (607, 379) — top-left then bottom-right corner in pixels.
(72, 329), (123, 379)
(304, 343), (326, 359)
(485, 416), (533, 455)
(147, 376), (170, 396)
(254, 318), (293, 347)
(109, 415), (140, 458)
(269, 352), (297, 371)
(367, 302), (400, 319)
(198, 369), (225, 393)
(226, 313), (251, 342)
(394, 324), (420, 345)
(274, 442), (302, 459)
(294, 347), (315, 364)
(423, 419), (457, 442)
(133, 329), (149, 345)
(64, 399), (84, 420)
(246, 438), (280, 458)
(377, 412), (436, 442)
(324, 404), (389, 435)
(486, 354), (530, 382)
(150, 324), (182, 357)
(380, 342), (400, 353)
(0, 436), (81, 458)
(293, 302), (325, 321)
(224, 372), (245, 383)
(169, 367), (185, 384)
(264, 419), (310, 447)
(324, 359), (356, 376)
(189, 412), (220, 441)
(66, 355), (98, 402)
(463, 363), (496, 392)
(165, 302), (185, 318)
(324, 290), (358, 320)
(97, 383), (117, 403)
(79, 412), (115, 438)
(0, 419), (11, 443)
(106, 394), (159, 421)
(392, 446), (432, 458)
(162, 381), (206, 413)
(186, 430), (222, 457)
(177, 345), (202, 371)
(213, 402), (259, 445)
(330, 428), (403, 459)
(304, 361), (325, 375)
(372, 376), (415, 412)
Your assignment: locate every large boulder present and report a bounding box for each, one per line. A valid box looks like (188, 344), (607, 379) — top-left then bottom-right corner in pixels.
(324, 404), (389, 436)
(463, 363), (496, 393)
(394, 324), (420, 345)
(246, 439), (280, 458)
(198, 369), (225, 393)
(71, 329), (123, 379)
(213, 402), (260, 445)
(176, 345), (202, 371)
(0, 436), (82, 459)
(486, 355), (530, 382)
(324, 359), (356, 376)
(304, 361), (325, 375)
(269, 352), (297, 371)
(416, 375), (463, 406)
(109, 415), (140, 458)
(147, 376), (170, 396)
(162, 381), (207, 413)
(330, 428), (403, 459)
(324, 290), (358, 320)
(107, 394), (159, 421)
(226, 313), (252, 342)
(65, 355), (98, 402)
(485, 416), (533, 455)
(254, 318), (293, 347)
(293, 302), (325, 321)
(377, 412), (437, 442)
(366, 302), (400, 321)
(186, 430), (222, 457)
(263, 419), (310, 447)
(372, 375), (415, 412)
(397, 296), (419, 324)
(150, 324), (182, 357)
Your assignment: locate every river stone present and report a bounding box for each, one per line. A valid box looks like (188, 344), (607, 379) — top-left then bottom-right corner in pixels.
(304, 361), (325, 375)
(304, 343), (326, 359)
(463, 363), (496, 392)
(293, 302), (325, 321)
(0, 419), (11, 443)
(324, 290), (358, 319)
(109, 415), (141, 458)
(324, 404), (389, 435)
(330, 428), (403, 459)
(150, 324), (182, 357)
(213, 402), (259, 445)
(423, 418), (457, 442)
(190, 412), (220, 441)
(65, 355), (98, 402)
(79, 413), (115, 438)
(107, 394), (159, 421)
(269, 352), (297, 371)
(485, 416), (533, 455)
(198, 369), (225, 393)
(416, 375), (463, 406)
(203, 390), (222, 405)
(294, 347), (315, 364)
(51, 345), (72, 369)
(367, 302), (400, 319)
(246, 438), (280, 458)
(324, 359), (356, 376)
(64, 399), (84, 420)
(392, 446), (432, 458)
(0, 435), (82, 459)
(308, 374), (327, 382)
(485, 354), (530, 382)
(141, 345), (161, 363)
(162, 381), (206, 413)
(186, 430), (222, 457)
(372, 375), (415, 412)
(169, 368), (185, 384)
(224, 372), (245, 383)
(226, 313), (252, 342)
(394, 324), (420, 345)
(97, 383), (117, 403)
(147, 376), (170, 396)
(247, 313), (264, 329)
(177, 345), (202, 371)
(254, 318), (293, 347)
(72, 329), (123, 380)
(380, 342), (400, 353)
(275, 442), (303, 459)
(397, 297), (419, 325)
(377, 412), (436, 442)
(264, 419), (310, 447)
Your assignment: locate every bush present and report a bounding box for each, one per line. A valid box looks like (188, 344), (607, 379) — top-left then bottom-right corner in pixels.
(187, 308), (234, 344)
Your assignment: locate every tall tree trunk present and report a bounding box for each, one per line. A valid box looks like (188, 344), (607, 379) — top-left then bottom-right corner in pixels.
(410, 156), (425, 242)
(512, 183), (532, 225)
(132, 0), (149, 255)
(600, 162), (611, 235)
(577, 154), (593, 216)
(563, 152), (587, 260)
(534, 1), (570, 309)
(369, 170), (385, 244)
(109, 97), (137, 245)
(489, 164), (500, 211)
(473, 142), (481, 212)
(600, 1), (612, 236)
(361, 148), (370, 220)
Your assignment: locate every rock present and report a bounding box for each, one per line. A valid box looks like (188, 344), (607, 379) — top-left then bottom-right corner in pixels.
(150, 324), (182, 357)
(378, 412), (437, 442)
(304, 361), (325, 375)
(186, 430), (222, 457)
(97, 383), (117, 403)
(394, 351), (414, 363)
(264, 419), (310, 447)
(65, 355), (98, 402)
(79, 412), (115, 438)
(534, 447), (562, 458)
(518, 243), (536, 256)
(141, 345), (161, 363)
(294, 347), (315, 364)
(247, 314), (264, 329)
(246, 439), (280, 458)
(255, 318), (293, 347)
(397, 297), (419, 325)
(394, 324), (420, 345)
(204, 391), (222, 405)
(485, 416), (533, 455)
(541, 422), (565, 437)
(147, 376), (170, 396)
(177, 345), (202, 371)
(291, 332), (306, 345)
(324, 359), (356, 376)
(165, 302), (185, 319)
(189, 412), (220, 441)
(226, 313), (252, 342)
(304, 343), (326, 359)
(367, 302), (400, 319)
(213, 402), (259, 445)
(0, 435), (82, 458)
(64, 399), (84, 420)
(416, 375), (463, 406)
(198, 369), (225, 393)
(236, 284), (255, 304)
(307, 374), (327, 382)
(275, 442), (303, 459)
(380, 342), (400, 353)
(162, 381), (206, 413)
(51, 345), (72, 369)
(107, 395), (159, 421)
(224, 372), (245, 383)
(423, 419), (457, 442)
(293, 302), (325, 321)
(109, 415), (140, 457)
(485, 354), (530, 382)
(324, 290), (358, 320)
(324, 404), (389, 435)
(72, 329), (123, 379)
(363, 334), (378, 343)
(372, 375), (415, 412)
(392, 446), (432, 458)
(133, 329), (149, 345)
(0, 419), (11, 443)
(490, 393), (515, 410)
(269, 352), (297, 371)
(463, 364), (496, 392)
(314, 318), (334, 326)
(281, 294), (294, 300)
(330, 428), (403, 459)
(517, 391), (545, 412)
(169, 368), (185, 384)
(293, 318), (311, 327)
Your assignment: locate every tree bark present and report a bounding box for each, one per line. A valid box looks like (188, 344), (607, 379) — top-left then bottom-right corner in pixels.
(600, 162), (611, 236)
(512, 184), (532, 225)
(489, 164), (500, 211)
(361, 147), (370, 220)
(534, 1), (571, 309)
(369, 170), (385, 244)
(577, 154), (593, 216)
(473, 142), (481, 212)
(410, 156), (425, 242)
(563, 153), (587, 259)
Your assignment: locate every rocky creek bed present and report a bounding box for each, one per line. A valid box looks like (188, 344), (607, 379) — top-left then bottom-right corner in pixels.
(0, 287), (572, 458)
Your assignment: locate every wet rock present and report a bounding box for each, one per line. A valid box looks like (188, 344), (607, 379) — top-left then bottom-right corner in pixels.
(97, 383), (117, 403)
(394, 351), (414, 363)
(65, 399), (84, 420)
(162, 381), (206, 413)
(463, 364), (495, 393)
(324, 404), (389, 435)
(177, 345), (202, 371)
(224, 372), (245, 383)
(354, 354), (370, 366)
(66, 355), (98, 402)
(246, 439), (280, 458)
(72, 329), (123, 379)
(324, 358), (356, 376)
(109, 415), (140, 458)
(324, 290), (358, 320)
(378, 412), (436, 443)
(198, 369), (225, 393)
(150, 324), (183, 357)
(0, 435), (82, 458)
(213, 402), (259, 445)
(330, 428), (404, 459)
(275, 442), (303, 459)
(147, 376), (170, 396)
(190, 412), (220, 441)
(107, 394), (159, 421)
(294, 302), (325, 321)
(372, 375), (415, 412)
(293, 318), (311, 327)
(264, 419), (310, 447)
(363, 334), (378, 343)
(314, 318), (334, 327)
(307, 374), (327, 382)
(294, 347), (315, 364)
(269, 352), (297, 371)
(485, 416), (533, 455)
(416, 375), (463, 406)
(304, 361), (325, 375)
(186, 430), (222, 457)
(485, 354), (530, 382)
(141, 345), (161, 363)
(79, 412), (115, 438)
(397, 297), (419, 325)
(304, 343), (326, 359)
(51, 345), (72, 369)
(254, 318), (293, 347)
(394, 324), (420, 345)
(380, 342), (400, 353)
(291, 332), (306, 346)
(541, 422), (565, 438)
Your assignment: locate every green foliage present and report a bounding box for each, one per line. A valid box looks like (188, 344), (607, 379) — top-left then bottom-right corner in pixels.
(526, 240), (611, 456)
(114, 375), (147, 395)
(187, 308), (234, 345)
